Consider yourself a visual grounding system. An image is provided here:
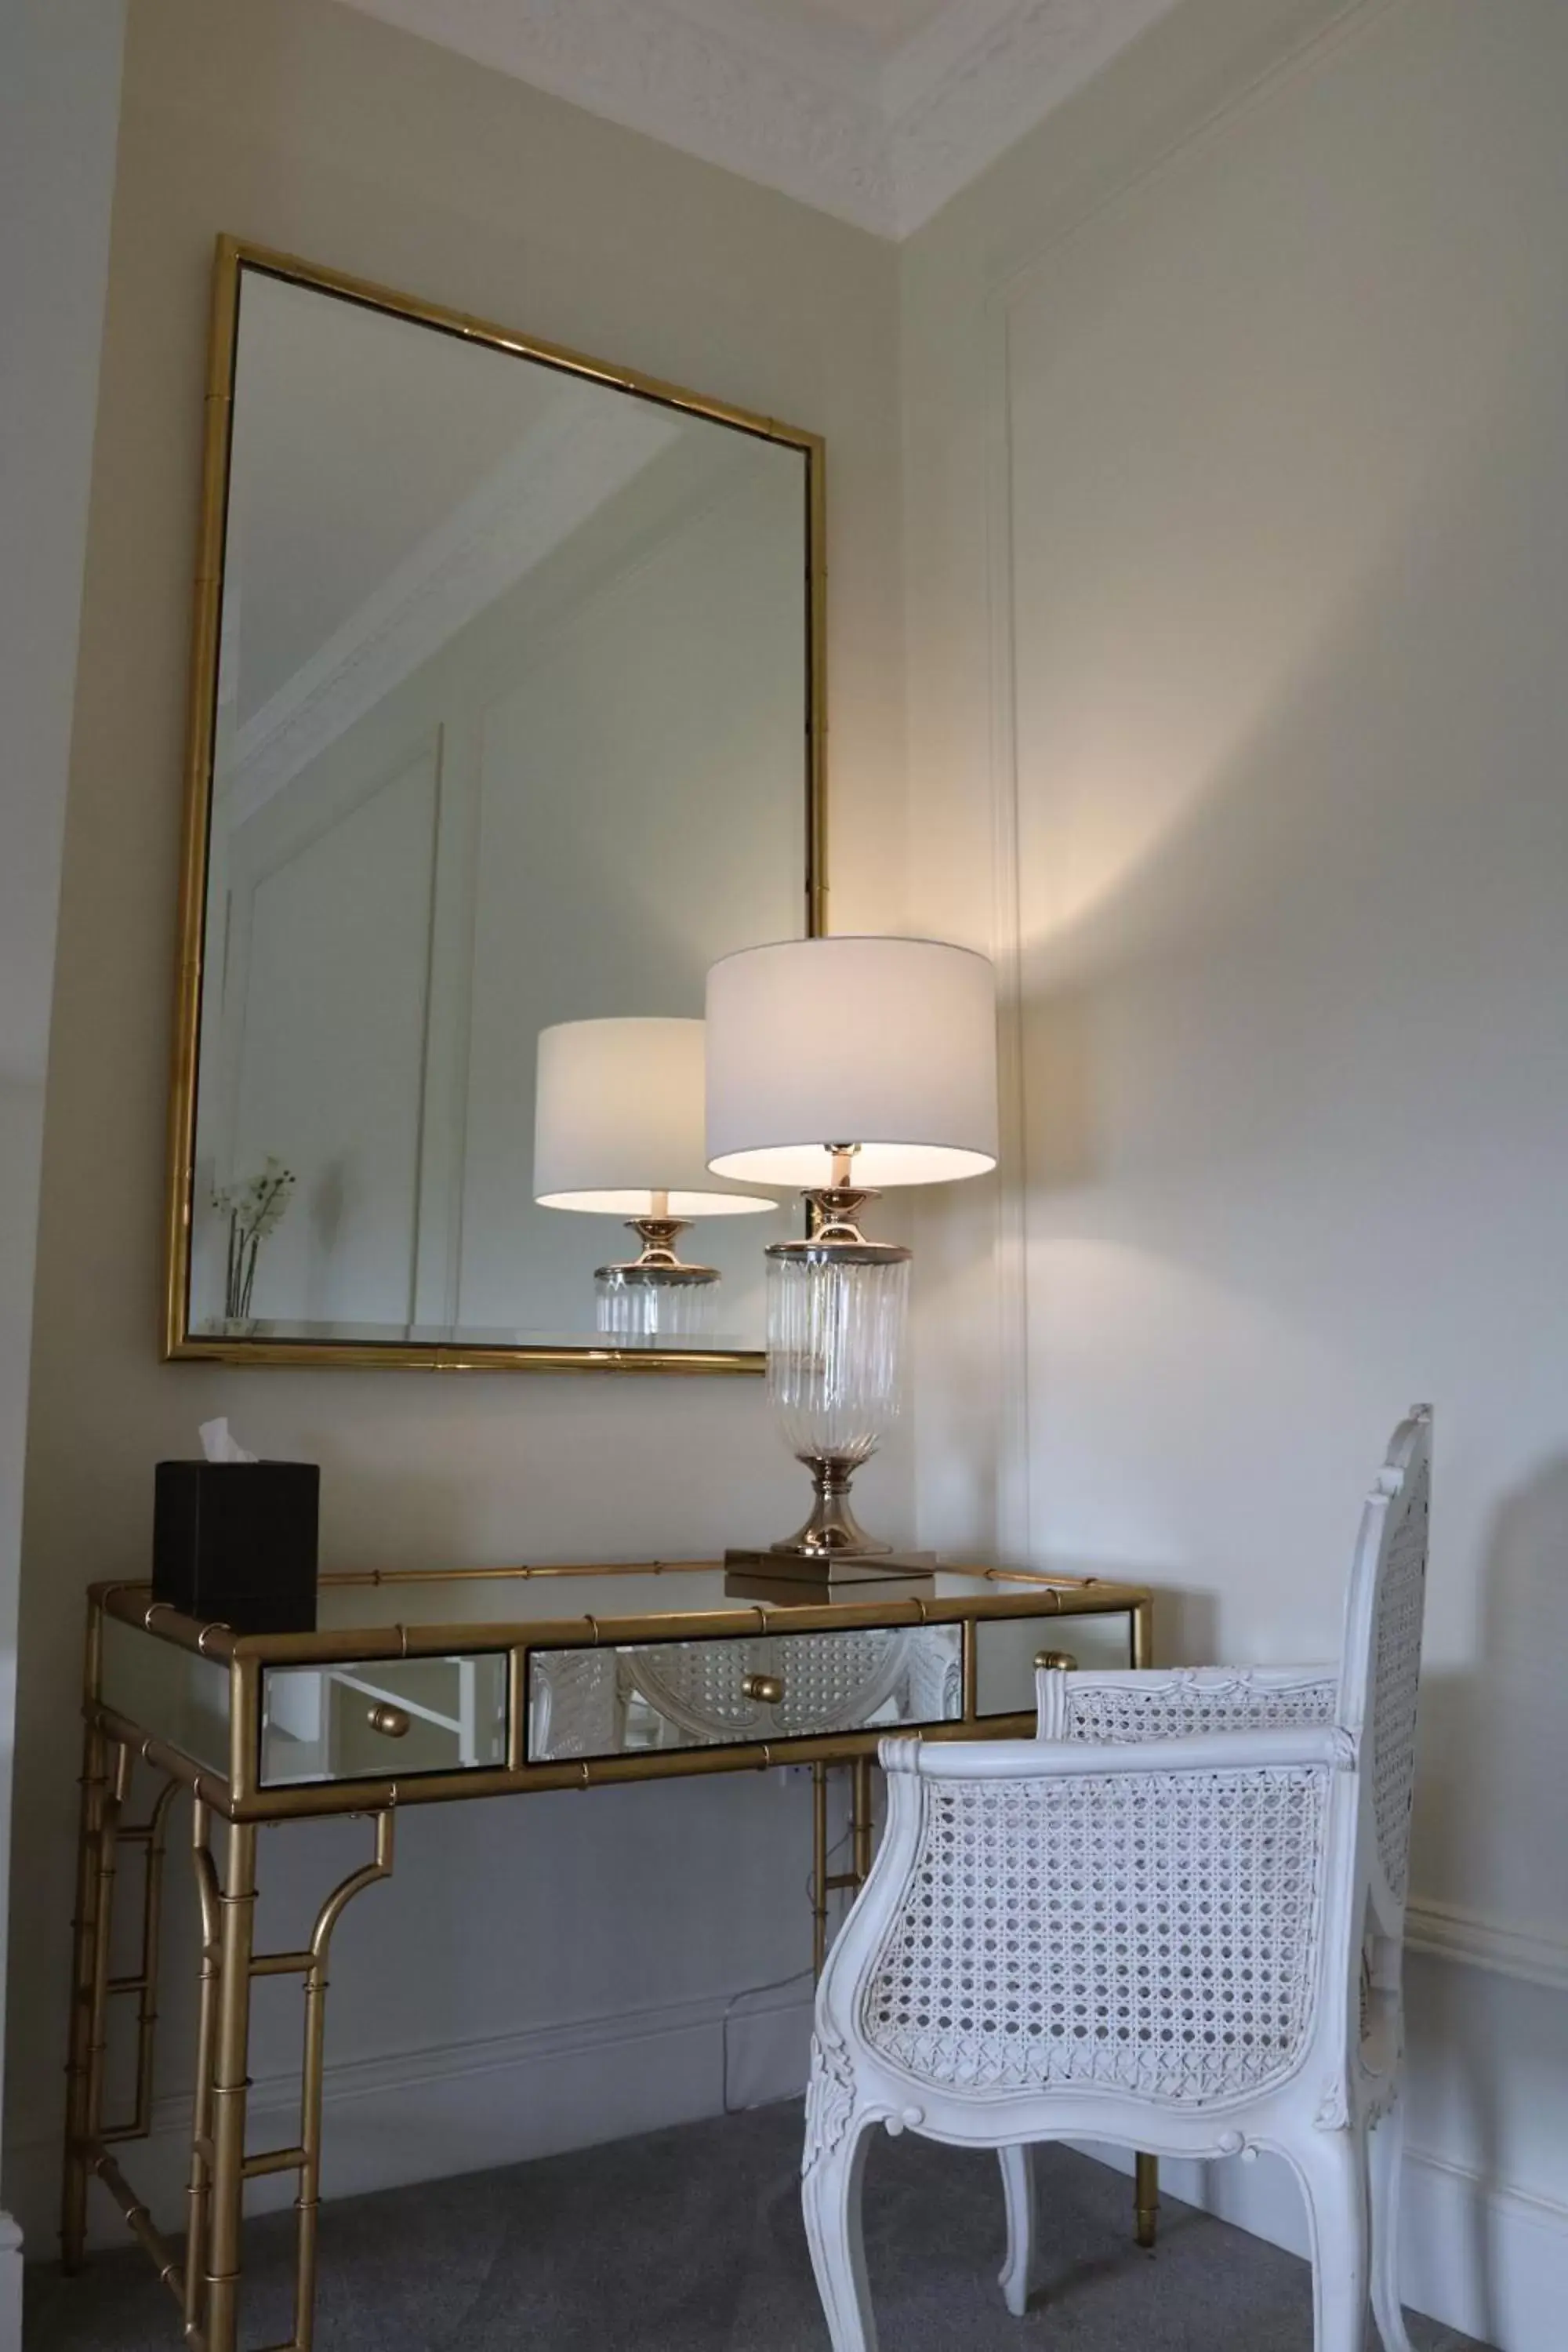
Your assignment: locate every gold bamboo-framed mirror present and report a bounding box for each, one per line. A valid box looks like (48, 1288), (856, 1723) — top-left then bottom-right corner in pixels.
(164, 238), (823, 1373)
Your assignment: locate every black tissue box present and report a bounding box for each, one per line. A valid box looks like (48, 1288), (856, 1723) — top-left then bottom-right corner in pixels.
(153, 1461), (319, 1633)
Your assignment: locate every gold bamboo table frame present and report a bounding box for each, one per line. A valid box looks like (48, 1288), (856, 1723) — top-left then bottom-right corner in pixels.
(64, 1561), (1156, 2350)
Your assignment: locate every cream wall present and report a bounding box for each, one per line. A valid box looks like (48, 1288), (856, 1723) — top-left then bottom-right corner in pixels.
(0, 0), (128, 2325)
(904, 2), (1568, 2345)
(4, 0), (906, 2249)
(17, 0), (1568, 2334)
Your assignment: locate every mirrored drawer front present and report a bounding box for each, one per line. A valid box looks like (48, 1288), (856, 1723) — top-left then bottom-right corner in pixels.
(261, 1655), (508, 1787)
(102, 1615), (232, 1777)
(529, 1625), (965, 1762)
(974, 1610), (1135, 1719)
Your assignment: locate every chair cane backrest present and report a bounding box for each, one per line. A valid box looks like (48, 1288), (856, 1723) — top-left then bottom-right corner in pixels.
(1337, 1406), (1432, 1915)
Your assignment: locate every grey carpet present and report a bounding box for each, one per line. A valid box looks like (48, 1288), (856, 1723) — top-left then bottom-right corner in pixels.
(25, 2103), (1491, 2350)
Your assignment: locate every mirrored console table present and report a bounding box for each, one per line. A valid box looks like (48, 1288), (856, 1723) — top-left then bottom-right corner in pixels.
(64, 1561), (1154, 2350)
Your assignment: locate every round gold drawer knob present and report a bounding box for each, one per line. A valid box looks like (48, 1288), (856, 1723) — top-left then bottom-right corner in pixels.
(742, 1671), (784, 1705)
(366, 1702), (411, 1739)
(1033, 1650), (1079, 1674)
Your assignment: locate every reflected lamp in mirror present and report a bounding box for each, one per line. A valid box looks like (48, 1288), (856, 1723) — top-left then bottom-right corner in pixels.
(706, 937), (998, 1577)
(534, 1018), (778, 1343)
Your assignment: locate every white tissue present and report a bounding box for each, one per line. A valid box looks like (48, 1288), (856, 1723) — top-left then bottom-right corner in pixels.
(199, 1417), (259, 1465)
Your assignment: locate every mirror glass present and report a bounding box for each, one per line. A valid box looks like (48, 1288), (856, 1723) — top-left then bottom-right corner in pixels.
(174, 252), (818, 1366)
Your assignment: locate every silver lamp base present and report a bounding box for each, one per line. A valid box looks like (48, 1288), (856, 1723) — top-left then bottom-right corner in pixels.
(771, 1454), (889, 1560)
(724, 1547), (938, 1595)
(727, 1451), (935, 1591)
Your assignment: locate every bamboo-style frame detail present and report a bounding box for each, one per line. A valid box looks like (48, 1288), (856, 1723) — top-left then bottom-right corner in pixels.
(63, 1565), (1155, 2347)
(89, 1564), (1152, 1817)
(164, 235), (828, 1376)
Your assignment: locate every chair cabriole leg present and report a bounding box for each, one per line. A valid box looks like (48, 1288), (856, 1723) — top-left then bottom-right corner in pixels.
(802, 2110), (879, 2352)
(997, 2142), (1034, 2316)
(1297, 2126), (1370, 2352)
(1370, 2098), (1415, 2352)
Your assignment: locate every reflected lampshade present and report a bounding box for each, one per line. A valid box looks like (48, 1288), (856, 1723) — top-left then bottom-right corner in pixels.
(534, 1018), (779, 1217)
(535, 1017), (779, 1345)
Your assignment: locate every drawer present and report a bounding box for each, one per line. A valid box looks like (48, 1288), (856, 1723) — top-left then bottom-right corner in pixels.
(972, 1609), (1135, 1714)
(530, 1622), (965, 1762)
(260, 1653), (508, 1787)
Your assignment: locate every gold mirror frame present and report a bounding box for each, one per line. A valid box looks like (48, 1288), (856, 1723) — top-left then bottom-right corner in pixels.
(163, 237), (825, 1374)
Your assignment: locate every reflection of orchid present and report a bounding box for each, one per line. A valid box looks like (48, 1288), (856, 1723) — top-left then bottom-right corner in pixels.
(212, 1156), (295, 1322)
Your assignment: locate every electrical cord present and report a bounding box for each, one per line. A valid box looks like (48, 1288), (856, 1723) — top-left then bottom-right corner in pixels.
(719, 1808), (853, 2116)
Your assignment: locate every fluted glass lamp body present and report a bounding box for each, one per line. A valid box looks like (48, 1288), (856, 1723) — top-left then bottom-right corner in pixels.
(596, 1263), (716, 1344)
(764, 1240), (909, 1555)
(768, 1248), (908, 1463)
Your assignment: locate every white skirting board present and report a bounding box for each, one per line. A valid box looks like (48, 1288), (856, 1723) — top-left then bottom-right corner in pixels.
(1075, 2140), (1568, 2352)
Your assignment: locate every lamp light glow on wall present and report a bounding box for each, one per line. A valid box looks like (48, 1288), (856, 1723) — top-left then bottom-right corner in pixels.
(705, 936), (998, 1578)
(534, 1018), (777, 1342)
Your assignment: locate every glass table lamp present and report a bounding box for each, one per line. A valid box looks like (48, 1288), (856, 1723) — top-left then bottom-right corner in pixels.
(534, 1018), (777, 1341)
(705, 936), (998, 1579)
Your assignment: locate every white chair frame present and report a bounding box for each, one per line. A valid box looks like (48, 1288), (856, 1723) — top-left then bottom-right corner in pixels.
(803, 1408), (1432, 2351)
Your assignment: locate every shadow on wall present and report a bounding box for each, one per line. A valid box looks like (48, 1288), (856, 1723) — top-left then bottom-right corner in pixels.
(1149, 1585), (1218, 1671)
(1462, 1454), (1568, 1920)
(1426, 1450), (1568, 2347)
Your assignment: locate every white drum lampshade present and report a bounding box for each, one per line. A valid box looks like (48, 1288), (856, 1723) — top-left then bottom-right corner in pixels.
(533, 1018), (775, 1341)
(705, 935), (998, 1189)
(704, 937), (998, 1574)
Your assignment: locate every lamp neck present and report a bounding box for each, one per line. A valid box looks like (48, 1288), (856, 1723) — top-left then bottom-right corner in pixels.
(625, 1215), (691, 1269)
(803, 1143), (873, 1243)
(803, 1188), (878, 1245)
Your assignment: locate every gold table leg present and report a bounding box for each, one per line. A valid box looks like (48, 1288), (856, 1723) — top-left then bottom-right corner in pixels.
(289, 1810), (396, 2349)
(184, 1797), (223, 2343)
(70, 1798), (394, 2350)
(1135, 2150), (1160, 2249)
(61, 1719), (124, 2271)
(811, 1762), (830, 1981)
(204, 1816), (257, 2352)
(811, 1757), (879, 1984)
(194, 1809), (397, 2352)
(102, 1772), (180, 2147)
(849, 1755), (873, 1887)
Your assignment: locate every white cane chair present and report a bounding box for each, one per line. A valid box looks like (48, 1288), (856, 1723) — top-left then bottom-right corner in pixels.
(803, 1407), (1432, 2352)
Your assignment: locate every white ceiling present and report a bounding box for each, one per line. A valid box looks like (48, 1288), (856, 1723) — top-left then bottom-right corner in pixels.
(340, 0), (1185, 238)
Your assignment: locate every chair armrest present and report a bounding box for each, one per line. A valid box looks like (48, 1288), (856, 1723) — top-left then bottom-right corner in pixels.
(884, 1722), (1355, 1780)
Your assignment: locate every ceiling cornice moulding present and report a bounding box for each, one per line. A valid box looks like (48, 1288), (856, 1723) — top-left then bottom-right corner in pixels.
(340, 0), (899, 234)
(341, 0), (1183, 239)
(889, 0), (1181, 230)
